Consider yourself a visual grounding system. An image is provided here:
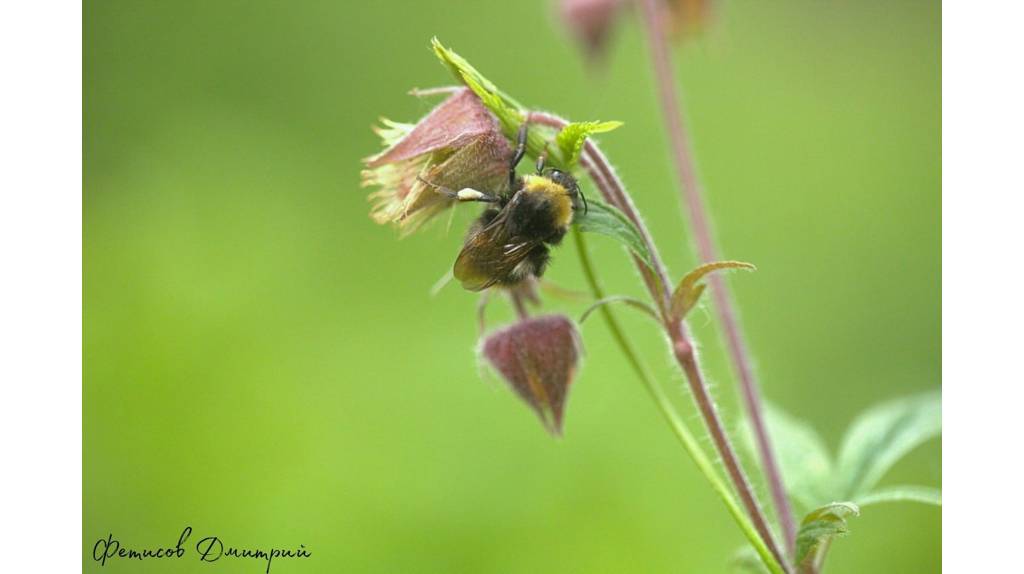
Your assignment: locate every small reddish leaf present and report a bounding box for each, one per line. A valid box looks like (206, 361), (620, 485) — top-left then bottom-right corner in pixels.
(480, 315), (583, 434)
(669, 260), (755, 322)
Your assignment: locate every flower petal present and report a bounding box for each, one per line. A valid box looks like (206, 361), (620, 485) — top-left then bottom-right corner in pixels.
(364, 88), (500, 168)
(362, 89), (511, 232)
(480, 315), (583, 434)
(399, 132), (510, 231)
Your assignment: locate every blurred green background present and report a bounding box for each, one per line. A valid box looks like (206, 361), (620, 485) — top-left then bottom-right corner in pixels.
(84, 0), (940, 572)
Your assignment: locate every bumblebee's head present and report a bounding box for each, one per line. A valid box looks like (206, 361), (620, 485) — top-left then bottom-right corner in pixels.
(542, 169), (587, 215)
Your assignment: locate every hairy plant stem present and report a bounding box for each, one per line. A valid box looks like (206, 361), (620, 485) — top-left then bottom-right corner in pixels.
(573, 228), (783, 574)
(509, 290), (530, 320)
(635, 0), (798, 559)
(528, 112), (789, 573)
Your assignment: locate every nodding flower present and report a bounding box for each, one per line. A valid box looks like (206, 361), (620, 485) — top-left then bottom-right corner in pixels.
(479, 314), (583, 435)
(361, 88), (511, 234)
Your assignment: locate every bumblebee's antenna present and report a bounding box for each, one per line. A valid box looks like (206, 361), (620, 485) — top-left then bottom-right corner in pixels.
(579, 189), (589, 215)
(416, 175), (447, 195)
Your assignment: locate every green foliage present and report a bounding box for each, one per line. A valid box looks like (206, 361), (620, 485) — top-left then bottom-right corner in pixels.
(743, 404), (834, 510)
(743, 391), (941, 510)
(579, 295), (660, 325)
(431, 37), (560, 167)
(431, 38), (523, 128)
(796, 502), (860, 569)
(555, 121), (623, 169)
(574, 198), (657, 271)
(669, 261), (756, 322)
(856, 485), (941, 507)
(431, 38), (622, 172)
(742, 392), (940, 570)
(836, 390), (941, 498)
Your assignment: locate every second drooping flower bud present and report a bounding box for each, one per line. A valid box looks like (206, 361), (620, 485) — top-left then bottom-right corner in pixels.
(480, 315), (583, 435)
(558, 0), (715, 64)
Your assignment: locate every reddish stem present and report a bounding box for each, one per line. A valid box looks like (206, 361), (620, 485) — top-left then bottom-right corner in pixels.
(528, 111), (790, 572)
(510, 290), (530, 320)
(635, 0), (798, 559)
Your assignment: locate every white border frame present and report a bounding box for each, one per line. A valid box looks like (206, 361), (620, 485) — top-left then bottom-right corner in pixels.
(943, 1), (1024, 571)
(0, 2), (82, 572)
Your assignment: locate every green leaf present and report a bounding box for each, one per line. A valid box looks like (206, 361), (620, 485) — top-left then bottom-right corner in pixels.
(836, 389), (941, 498)
(796, 502), (860, 568)
(430, 38), (622, 172)
(555, 121), (623, 169)
(431, 37), (522, 129)
(579, 295), (660, 325)
(669, 261), (756, 321)
(741, 404), (834, 511)
(430, 38), (561, 168)
(856, 485), (941, 508)
(574, 198), (657, 272)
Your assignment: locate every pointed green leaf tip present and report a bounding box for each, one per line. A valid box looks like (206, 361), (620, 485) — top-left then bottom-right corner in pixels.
(430, 38), (623, 171)
(556, 121), (623, 169)
(669, 261), (756, 322)
(431, 37), (523, 135)
(796, 502), (860, 568)
(574, 198), (656, 271)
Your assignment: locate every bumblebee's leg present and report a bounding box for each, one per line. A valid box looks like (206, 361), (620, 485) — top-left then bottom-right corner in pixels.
(475, 207), (501, 230)
(509, 123), (528, 188)
(526, 245), (552, 279)
(476, 289), (491, 335)
(466, 207), (501, 239)
(452, 188), (499, 202)
(501, 245), (550, 286)
(418, 177), (499, 203)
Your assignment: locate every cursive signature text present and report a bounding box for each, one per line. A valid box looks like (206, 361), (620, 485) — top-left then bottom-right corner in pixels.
(91, 527), (311, 573)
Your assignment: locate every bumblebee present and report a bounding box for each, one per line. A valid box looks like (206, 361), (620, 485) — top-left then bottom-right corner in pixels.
(424, 126), (587, 291)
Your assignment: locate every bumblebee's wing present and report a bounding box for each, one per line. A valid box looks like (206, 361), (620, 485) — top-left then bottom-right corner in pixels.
(454, 210), (540, 291)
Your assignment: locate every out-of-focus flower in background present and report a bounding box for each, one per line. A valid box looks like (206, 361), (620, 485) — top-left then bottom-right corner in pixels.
(559, 0), (626, 64)
(664, 0), (715, 38)
(362, 88), (511, 233)
(480, 315), (583, 434)
(558, 0), (714, 64)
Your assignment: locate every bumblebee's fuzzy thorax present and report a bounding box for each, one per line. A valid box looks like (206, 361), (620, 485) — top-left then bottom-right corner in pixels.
(520, 174), (575, 229)
(448, 124), (585, 291)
